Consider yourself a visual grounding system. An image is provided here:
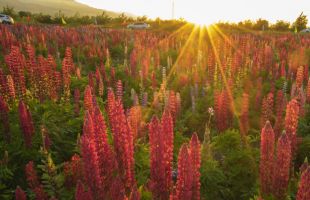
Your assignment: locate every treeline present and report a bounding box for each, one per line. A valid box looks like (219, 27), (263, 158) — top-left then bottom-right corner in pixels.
(216, 13), (308, 32)
(1, 5), (308, 32)
(1, 5), (186, 30)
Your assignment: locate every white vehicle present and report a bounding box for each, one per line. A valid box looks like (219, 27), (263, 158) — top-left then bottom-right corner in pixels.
(127, 22), (150, 29)
(0, 14), (14, 25)
(300, 28), (310, 33)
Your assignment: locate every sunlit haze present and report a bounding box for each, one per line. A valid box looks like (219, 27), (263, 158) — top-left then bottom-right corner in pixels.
(76, 0), (310, 25)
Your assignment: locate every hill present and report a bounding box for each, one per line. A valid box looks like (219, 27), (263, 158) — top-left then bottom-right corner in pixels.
(0, 0), (127, 17)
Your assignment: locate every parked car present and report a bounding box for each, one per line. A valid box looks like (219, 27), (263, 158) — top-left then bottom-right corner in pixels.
(127, 22), (150, 29)
(300, 28), (310, 33)
(0, 14), (14, 24)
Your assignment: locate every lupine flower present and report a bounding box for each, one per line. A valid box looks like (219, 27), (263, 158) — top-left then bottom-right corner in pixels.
(109, 176), (126, 200)
(129, 186), (141, 200)
(173, 144), (194, 200)
(167, 91), (177, 121)
(116, 80), (123, 101)
(260, 92), (274, 128)
(0, 96), (10, 142)
(5, 46), (26, 98)
(6, 75), (16, 100)
(18, 101), (35, 148)
(63, 154), (83, 188)
(149, 111), (174, 199)
(127, 106), (142, 139)
(15, 186), (27, 200)
(62, 55), (71, 102)
(260, 121), (275, 196)
(80, 113), (102, 198)
(75, 181), (93, 200)
(272, 132), (291, 200)
(92, 106), (118, 193)
(189, 133), (201, 200)
(25, 161), (48, 200)
(107, 90), (136, 189)
(306, 78), (310, 103)
(83, 85), (93, 113)
(296, 166), (310, 200)
(284, 99), (299, 155)
(296, 66), (304, 88)
(214, 90), (231, 132)
(0, 68), (8, 100)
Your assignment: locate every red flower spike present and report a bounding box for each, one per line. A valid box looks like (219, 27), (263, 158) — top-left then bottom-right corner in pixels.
(284, 99), (299, 155)
(80, 131), (102, 198)
(149, 111), (174, 199)
(18, 101), (35, 148)
(259, 121), (275, 196)
(6, 75), (16, 100)
(15, 186), (27, 200)
(107, 90), (136, 189)
(25, 161), (48, 200)
(189, 133), (201, 200)
(63, 154), (83, 188)
(83, 85), (93, 113)
(272, 132), (291, 200)
(0, 96), (10, 142)
(129, 186), (141, 200)
(296, 66), (304, 88)
(296, 166), (310, 200)
(174, 145), (194, 200)
(116, 80), (123, 101)
(306, 78), (310, 103)
(75, 181), (93, 200)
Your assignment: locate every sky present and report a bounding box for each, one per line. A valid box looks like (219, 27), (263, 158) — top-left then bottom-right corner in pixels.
(76, 0), (310, 25)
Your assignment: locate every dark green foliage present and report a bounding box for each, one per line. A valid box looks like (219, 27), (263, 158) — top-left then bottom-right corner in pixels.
(134, 141), (150, 186)
(200, 159), (233, 200)
(292, 12), (308, 32)
(296, 137), (310, 171)
(211, 129), (258, 200)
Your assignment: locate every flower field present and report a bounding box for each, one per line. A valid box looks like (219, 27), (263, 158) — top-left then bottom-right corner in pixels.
(0, 23), (310, 200)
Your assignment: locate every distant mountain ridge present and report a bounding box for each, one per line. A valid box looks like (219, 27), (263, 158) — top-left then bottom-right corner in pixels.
(0, 0), (130, 17)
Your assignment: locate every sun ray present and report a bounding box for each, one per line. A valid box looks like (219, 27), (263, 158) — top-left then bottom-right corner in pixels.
(142, 25), (198, 120)
(205, 25), (248, 144)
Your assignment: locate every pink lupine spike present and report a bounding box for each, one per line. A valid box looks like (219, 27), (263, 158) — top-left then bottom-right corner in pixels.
(296, 166), (310, 200)
(15, 186), (27, 200)
(284, 99), (299, 155)
(0, 95), (10, 142)
(272, 132), (291, 199)
(259, 121), (275, 196)
(83, 85), (93, 113)
(189, 133), (201, 200)
(174, 144), (194, 200)
(18, 101), (35, 148)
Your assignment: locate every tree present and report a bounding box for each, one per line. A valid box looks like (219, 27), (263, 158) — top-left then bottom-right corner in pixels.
(2, 5), (17, 17)
(293, 12), (308, 32)
(96, 11), (111, 25)
(253, 18), (269, 30)
(271, 20), (291, 32)
(238, 20), (254, 29)
(18, 11), (32, 18)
